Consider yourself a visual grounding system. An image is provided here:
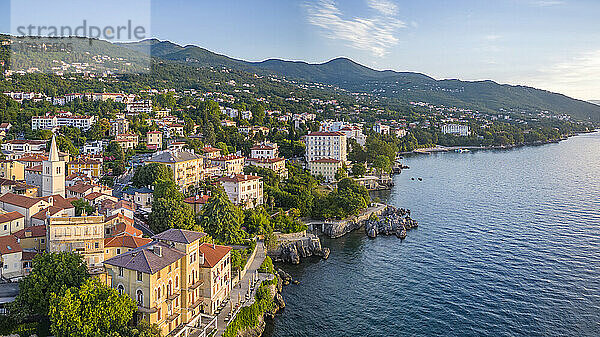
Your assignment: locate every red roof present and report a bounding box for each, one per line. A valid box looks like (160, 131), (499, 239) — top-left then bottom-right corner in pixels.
(212, 155), (243, 161)
(0, 211), (24, 224)
(307, 131), (344, 137)
(311, 158), (341, 164)
(218, 174), (261, 183)
(184, 195), (211, 204)
(198, 243), (232, 268)
(13, 225), (46, 238)
(201, 146), (221, 153)
(105, 234), (151, 249)
(247, 157), (285, 164)
(0, 193), (45, 208)
(25, 164), (42, 173)
(0, 235), (22, 255)
(251, 144), (275, 150)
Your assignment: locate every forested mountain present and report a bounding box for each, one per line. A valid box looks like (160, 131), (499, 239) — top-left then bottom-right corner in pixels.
(119, 39), (600, 122)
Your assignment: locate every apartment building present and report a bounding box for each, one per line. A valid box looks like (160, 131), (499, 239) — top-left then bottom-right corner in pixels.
(0, 211), (25, 236)
(304, 131), (347, 164)
(146, 150), (204, 190)
(246, 157), (288, 178)
(218, 174), (263, 209)
(442, 124), (470, 136)
(308, 158), (343, 182)
(110, 118), (130, 136)
(31, 114), (95, 131)
(104, 229), (219, 336)
(210, 155), (244, 176)
(250, 143), (279, 159)
(1, 139), (47, 155)
(0, 235), (23, 280)
(67, 157), (102, 178)
(126, 100), (152, 114)
(46, 215), (105, 269)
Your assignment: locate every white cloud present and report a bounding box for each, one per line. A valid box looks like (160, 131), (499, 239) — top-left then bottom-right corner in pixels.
(531, 0), (565, 7)
(524, 49), (600, 100)
(305, 0), (405, 57)
(367, 0), (398, 16)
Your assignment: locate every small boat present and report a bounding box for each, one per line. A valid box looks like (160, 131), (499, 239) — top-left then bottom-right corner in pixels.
(418, 177), (423, 181)
(455, 149), (471, 153)
(411, 177), (415, 180)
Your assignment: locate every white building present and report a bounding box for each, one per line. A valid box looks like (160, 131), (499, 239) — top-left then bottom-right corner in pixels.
(218, 174), (263, 209)
(373, 123), (390, 135)
(125, 100), (152, 114)
(31, 113), (95, 131)
(1, 139), (47, 154)
(250, 143), (279, 159)
(304, 131), (347, 164)
(442, 124), (470, 137)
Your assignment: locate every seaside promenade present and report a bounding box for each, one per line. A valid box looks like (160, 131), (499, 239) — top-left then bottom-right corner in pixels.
(211, 240), (272, 337)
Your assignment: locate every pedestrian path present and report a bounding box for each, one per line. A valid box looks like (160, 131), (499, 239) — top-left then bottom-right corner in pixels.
(214, 240), (272, 337)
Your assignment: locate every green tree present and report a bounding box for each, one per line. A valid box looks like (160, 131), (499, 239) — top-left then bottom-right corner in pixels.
(352, 162), (366, 177)
(198, 189), (245, 244)
(334, 167), (348, 181)
(49, 278), (136, 337)
(149, 197), (197, 234)
(132, 163), (173, 187)
(373, 155), (391, 175)
(12, 252), (89, 318)
(71, 199), (95, 216)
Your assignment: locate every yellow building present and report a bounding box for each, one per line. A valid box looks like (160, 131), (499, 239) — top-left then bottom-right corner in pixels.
(246, 157), (288, 178)
(146, 150), (204, 190)
(47, 215), (105, 269)
(104, 234), (152, 260)
(0, 160), (25, 181)
(146, 131), (163, 150)
(13, 224), (46, 251)
(308, 158), (343, 182)
(104, 229), (220, 336)
(67, 157), (103, 178)
(0, 211), (25, 236)
(197, 243), (232, 314)
(210, 155), (244, 175)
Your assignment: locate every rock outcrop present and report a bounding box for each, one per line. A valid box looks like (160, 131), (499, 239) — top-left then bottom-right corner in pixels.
(364, 206), (418, 239)
(271, 234), (330, 265)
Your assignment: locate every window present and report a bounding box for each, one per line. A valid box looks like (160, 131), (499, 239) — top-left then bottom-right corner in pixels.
(116, 248), (121, 255)
(137, 271), (143, 282)
(94, 242), (99, 249)
(117, 284), (124, 295)
(118, 267), (123, 277)
(136, 290), (144, 306)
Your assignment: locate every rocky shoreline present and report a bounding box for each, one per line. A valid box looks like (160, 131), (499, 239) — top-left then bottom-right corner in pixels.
(237, 276), (285, 337)
(269, 234), (330, 265)
(365, 206), (418, 239)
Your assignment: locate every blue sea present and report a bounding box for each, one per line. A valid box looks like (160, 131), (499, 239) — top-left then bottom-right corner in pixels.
(266, 131), (600, 337)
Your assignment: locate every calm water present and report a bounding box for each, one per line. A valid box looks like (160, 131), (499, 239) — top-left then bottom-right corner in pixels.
(266, 132), (600, 337)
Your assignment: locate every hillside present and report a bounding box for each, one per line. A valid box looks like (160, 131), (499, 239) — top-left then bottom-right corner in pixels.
(119, 39), (600, 122)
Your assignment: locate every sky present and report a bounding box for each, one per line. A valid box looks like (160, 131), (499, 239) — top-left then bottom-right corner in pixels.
(1, 0), (599, 100)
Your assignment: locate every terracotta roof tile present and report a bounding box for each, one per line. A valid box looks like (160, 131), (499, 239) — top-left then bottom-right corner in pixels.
(198, 243), (232, 268)
(0, 235), (22, 255)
